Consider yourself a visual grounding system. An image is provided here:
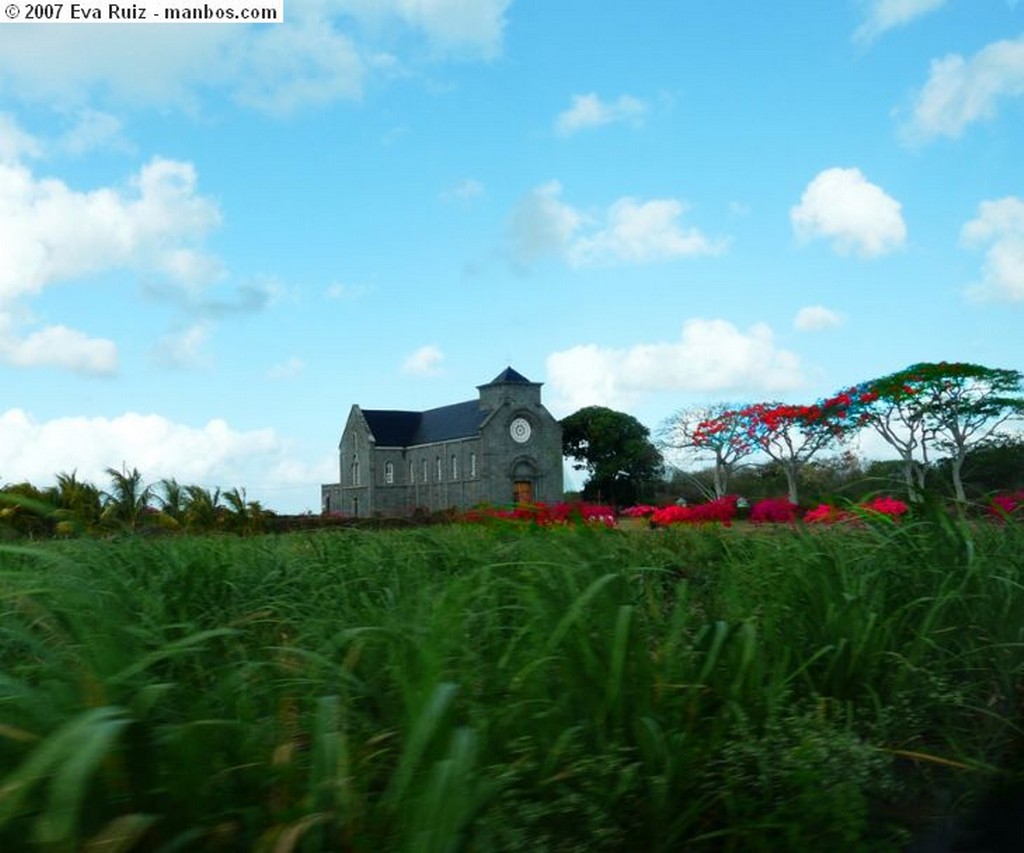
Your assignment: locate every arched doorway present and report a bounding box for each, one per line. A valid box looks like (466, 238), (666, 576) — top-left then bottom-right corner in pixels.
(510, 457), (538, 505)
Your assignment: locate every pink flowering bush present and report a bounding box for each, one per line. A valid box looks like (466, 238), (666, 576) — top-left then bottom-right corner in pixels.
(750, 497), (801, 524)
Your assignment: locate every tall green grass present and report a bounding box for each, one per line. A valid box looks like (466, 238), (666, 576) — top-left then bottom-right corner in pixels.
(1, 517), (1023, 850)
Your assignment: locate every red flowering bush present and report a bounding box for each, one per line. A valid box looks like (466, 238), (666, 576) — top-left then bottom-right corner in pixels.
(803, 504), (853, 524)
(461, 501), (616, 526)
(989, 491), (1024, 519)
(620, 504), (657, 518)
(650, 496), (738, 527)
(750, 497), (800, 524)
(861, 496), (909, 519)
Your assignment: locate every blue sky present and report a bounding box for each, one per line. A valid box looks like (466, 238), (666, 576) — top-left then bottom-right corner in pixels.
(1, 0), (1022, 512)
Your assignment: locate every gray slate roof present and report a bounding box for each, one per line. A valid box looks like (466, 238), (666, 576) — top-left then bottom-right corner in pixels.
(363, 400), (486, 447)
(487, 366), (533, 384)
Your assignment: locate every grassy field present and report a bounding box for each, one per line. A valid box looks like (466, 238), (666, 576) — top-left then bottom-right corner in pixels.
(1, 515), (1023, 851)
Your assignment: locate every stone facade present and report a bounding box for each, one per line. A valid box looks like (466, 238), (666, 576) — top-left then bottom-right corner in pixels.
(321, 368), (564, 517)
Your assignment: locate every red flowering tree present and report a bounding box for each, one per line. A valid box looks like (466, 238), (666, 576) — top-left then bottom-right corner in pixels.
(737, 398), (853, 505)
(659, 404), (756, 498)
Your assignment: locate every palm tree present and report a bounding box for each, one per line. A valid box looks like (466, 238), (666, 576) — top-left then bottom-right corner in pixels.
(222, 487), (267, 535)
(183, 485), (222, 533)
(101, 467), (152, 531)
(51, 471), (102, 535)
(155, 478), (186, 528)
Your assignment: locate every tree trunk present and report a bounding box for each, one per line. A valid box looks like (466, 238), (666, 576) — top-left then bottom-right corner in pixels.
(784, 464), (799, 505)
(951, 454), (967, 503)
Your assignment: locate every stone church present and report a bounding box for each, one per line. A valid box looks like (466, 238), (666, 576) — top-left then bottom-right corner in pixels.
(321, 367), (564, 517)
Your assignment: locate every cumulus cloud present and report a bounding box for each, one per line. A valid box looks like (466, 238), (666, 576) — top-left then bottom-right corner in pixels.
(0, 154), (220, 303)
(854, 0), (947, 44)
(904, 35), (1024, 142)
(545, 319), (805, 414)
(402, 344), (444, 376)
(791, 167), (906, 258)
(554, 93), (647, 136)
(0, 137), (238, 374)
(961, 196), (1024, 301)
(509, 181), (726, 269)
(0, 314), (117, 375)
(0, 408), (332, 509)
(0, 1), (512, 115)
(794, 305), (844, 331)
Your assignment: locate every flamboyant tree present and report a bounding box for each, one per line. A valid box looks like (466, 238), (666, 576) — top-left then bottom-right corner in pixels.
(737, 395), (858, 504)
(838, 362), (1024, 502)
(659, 404), (757, 498)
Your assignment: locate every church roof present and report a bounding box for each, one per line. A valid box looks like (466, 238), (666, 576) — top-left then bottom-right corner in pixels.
(486, 366), (533, 384)
(362, 399), (486, 447)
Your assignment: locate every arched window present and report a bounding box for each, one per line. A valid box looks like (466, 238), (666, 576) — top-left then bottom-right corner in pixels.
(436, 456), (442, 480)
(409, 461), (415, 483)
(384, 461), (394, 484)
(451, 454), (458, 479)
(350, 454), (360, 486)
(422, 459), (428, 482)
(470, 453), (477, 478)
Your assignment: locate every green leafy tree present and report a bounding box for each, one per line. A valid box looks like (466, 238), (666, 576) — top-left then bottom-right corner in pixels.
(561, 406), (663, 506)
(844, 362), (1024, 502)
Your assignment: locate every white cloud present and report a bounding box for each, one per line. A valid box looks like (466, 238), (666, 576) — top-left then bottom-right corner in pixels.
(570, 197), (727, 266)
(0, 2), (512, 114)
(961, 196), (1024, 301)
(555, 93), (647, 136)
(854, 0), (947, 44)
(510, 181), (725, 268)
(0, 155), (221, 304)
(794, 305), (844, 331)
(904, 35), (1024, 142)
(0, 408), (325, 504)
(402, 344), (444, 376)
(0, 314), (117, 375)
(791, 167), (906, 258)
(545, 319), (805, 414)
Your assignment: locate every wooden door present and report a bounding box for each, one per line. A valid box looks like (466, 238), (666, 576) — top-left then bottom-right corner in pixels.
(513, 480), (533, 505)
